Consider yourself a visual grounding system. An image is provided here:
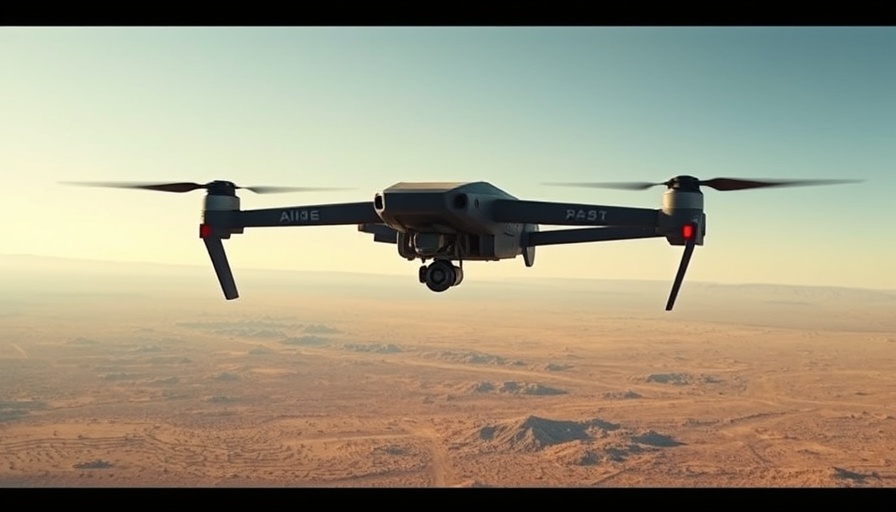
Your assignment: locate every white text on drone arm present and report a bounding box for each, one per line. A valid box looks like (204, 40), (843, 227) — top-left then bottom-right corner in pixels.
(565, 209), (607, 222)
(280, 210), (320, 223)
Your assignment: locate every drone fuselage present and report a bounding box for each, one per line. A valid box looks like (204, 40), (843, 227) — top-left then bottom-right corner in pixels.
(369, 181), (538, 265)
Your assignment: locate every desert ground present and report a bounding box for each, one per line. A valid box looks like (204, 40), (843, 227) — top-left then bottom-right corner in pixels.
(1, 255), (895, 487)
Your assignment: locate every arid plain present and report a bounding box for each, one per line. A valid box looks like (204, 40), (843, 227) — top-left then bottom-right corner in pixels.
(1, 255), (895, 487)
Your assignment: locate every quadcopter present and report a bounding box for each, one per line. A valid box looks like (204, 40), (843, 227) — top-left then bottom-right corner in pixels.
(63, 176), (858, 310)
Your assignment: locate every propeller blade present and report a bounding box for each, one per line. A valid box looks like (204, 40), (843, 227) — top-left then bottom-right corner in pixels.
(60, 181), (206, 193)
(543, 181), (663, 191)
(543, 177), (862, 193)
(699, 178), (863, 191)
(241, 186), (352, 194)
(61, 181), (350, 194)
(665, 236), (696, 311)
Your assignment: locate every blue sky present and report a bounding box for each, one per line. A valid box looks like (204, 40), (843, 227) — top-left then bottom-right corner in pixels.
(1, 27), (893, 289)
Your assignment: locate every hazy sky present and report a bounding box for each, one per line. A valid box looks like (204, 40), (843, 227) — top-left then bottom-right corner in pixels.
(2, 27), (894, 289)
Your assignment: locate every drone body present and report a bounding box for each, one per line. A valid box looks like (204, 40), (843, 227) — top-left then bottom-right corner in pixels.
(63, 176), (858, 310)
(198, 178), (705, 309)
(363, 181), (540, 270)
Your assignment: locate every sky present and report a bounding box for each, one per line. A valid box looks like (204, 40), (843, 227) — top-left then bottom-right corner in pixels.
(1, 27), (894, 290)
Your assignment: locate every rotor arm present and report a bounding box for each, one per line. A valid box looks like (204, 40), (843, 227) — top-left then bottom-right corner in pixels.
(233, 201), (381, 228)
(525, 226), (662, 247)
(491, 199), (660, 227)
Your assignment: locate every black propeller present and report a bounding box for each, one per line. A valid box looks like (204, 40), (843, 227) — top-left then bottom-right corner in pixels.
(544, 176), (862, 192)
(60, 181), (350, 194)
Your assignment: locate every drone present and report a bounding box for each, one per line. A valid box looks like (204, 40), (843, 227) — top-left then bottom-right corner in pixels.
(63, 176), (859, 310)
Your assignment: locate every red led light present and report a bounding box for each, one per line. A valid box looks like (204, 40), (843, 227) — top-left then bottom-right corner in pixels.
(682, 223), (695, 240)
(199, 224), (212, 238)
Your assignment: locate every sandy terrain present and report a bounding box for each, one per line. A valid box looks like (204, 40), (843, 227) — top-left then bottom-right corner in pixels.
(1, 255), (895, 487)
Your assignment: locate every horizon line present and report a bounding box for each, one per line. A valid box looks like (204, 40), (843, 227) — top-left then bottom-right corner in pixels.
(3, 252), (894, 294)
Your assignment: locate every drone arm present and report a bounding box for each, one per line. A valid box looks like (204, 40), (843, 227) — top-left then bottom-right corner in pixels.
(525, 227), (662, 247)
(492, 199), (660, 227)
(234, 201), (381, 228)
